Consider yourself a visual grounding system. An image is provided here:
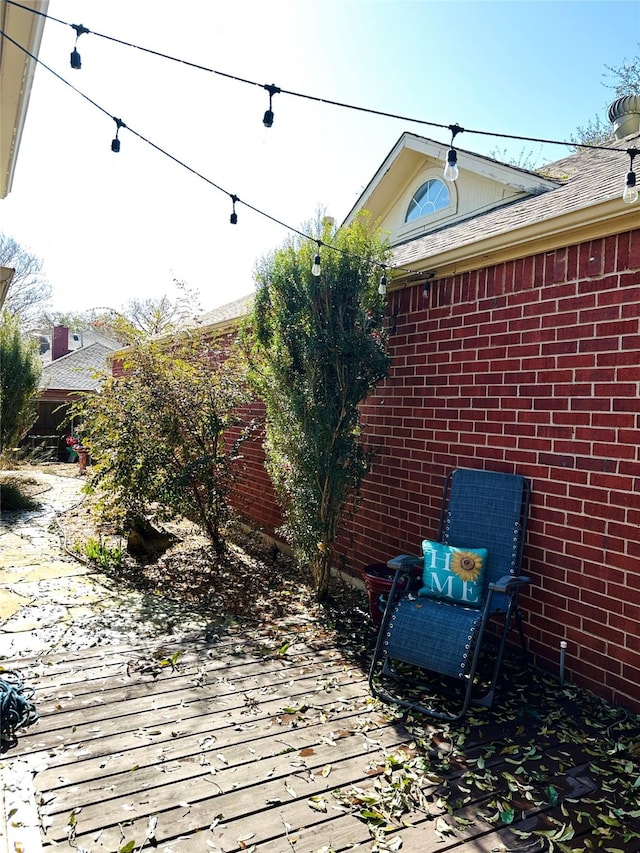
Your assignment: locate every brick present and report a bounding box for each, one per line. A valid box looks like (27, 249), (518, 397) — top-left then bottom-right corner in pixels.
(561, 244), (578, 281)
(629, 228), (640, 268)
(616, 231), (631, 271)
(599, 284), (640, 306)
(578, 336), (620, 353)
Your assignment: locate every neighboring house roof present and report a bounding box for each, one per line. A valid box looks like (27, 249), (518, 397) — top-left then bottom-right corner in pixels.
(38, 326), (121, 364)
(38, 342), (114, 393)
(109, 294), (256, 363)
(344, 130), (640, 282)
(0, 0), (48, 198)
(197, 293), (255, 330)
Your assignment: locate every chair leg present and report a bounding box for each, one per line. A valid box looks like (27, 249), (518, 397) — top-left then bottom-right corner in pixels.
(515, 607), (528, 663)
(472, 605), (516, 709)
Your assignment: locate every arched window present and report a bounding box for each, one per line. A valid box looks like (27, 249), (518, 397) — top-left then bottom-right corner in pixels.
(405, 178), (450, 223)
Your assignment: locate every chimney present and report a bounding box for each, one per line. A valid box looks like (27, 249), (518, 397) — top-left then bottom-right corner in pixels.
(608, 95), (640, 140)
(52, 325), (70, 360)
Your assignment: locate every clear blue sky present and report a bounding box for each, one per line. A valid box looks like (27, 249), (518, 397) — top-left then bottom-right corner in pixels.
(2, 0), (638, 315)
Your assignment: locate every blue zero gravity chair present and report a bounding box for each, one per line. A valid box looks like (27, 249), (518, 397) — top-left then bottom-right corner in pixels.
(369, 468), (532, 722)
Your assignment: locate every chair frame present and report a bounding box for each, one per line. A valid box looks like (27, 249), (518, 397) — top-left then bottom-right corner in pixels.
(368, 468), (531, 722)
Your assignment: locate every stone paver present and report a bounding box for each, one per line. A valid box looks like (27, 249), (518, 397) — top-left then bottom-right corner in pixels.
(1, 471), (90, 658)
(0, 469), (215, 660)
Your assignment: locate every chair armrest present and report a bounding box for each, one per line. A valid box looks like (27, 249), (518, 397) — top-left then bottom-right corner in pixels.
(387, 555), (422, 573)
(489, 575), (531, 593)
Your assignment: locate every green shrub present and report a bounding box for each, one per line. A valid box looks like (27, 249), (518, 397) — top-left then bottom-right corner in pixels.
(72, 330), (249, 557)
(79, 536), (123, 569)
(0, 311), (41, 456)
(0, 479), (39, 511)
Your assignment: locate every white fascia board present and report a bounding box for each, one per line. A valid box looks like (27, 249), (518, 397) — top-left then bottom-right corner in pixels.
(0, 1), (49, 198)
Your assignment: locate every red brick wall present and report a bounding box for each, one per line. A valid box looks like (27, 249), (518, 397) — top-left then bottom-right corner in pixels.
(237, 228), (640, 713)
(230, 406), (283, 539)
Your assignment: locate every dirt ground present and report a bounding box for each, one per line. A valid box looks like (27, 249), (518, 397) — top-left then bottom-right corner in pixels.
(2, 462), (375, 659)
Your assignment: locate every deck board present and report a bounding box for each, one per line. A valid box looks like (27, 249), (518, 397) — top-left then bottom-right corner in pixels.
(4, 630), (413, 851)
(3, 627), (640, 852)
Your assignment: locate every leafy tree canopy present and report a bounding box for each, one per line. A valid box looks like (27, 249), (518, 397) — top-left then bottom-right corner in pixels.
(39, 279), (202, 345)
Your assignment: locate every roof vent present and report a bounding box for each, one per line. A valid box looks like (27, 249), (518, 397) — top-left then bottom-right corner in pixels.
(608, 95), (640, 140)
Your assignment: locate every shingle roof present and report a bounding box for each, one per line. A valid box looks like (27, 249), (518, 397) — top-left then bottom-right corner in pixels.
(38, 342), (113, 392)
(38, 326), (121, 364)
(197, 293), (255, 328)
(391, 133), (639, 268)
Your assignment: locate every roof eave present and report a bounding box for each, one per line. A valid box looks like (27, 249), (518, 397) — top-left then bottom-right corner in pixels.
(390, 198), (638, 284)
(0, 0), (49, 198)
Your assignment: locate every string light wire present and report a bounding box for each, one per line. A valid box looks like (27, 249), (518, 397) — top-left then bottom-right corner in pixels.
(4, 0), (629, 155)
(2, 3), (638, 280)
(1, 27), (432, 282)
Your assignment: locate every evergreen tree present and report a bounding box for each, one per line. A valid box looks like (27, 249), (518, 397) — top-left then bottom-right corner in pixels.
(0, 311), (42, 455)
(245, 213), (391, 602)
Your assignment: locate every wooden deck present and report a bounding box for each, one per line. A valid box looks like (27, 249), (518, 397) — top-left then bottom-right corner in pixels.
(3, 621), (640, 852)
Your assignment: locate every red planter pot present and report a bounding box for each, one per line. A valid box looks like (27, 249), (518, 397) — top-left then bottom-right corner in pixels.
(362, 562), (422, 627)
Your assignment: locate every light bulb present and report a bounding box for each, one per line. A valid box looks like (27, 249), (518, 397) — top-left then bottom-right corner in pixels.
(263, 84), (280, 129)
(378, 274), (387, 295)
(623, 172), (638, 204)
(444, 148), (459, 182)
(311, 255), (321, 277)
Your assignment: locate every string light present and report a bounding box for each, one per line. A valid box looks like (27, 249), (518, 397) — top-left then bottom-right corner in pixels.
(378, 268), (388, 295)
(111, 117), (126, 152)
(1, 10), (637, 291)
(69, 22), (89, 69)
(263, 83), (280, 128)
(623, 148), (639, 204)
(230, 194), (239, 224)
(421, 271), (436, 296)
(444, 124), (463, 182)
(4, 0), (633, 160)
(312, 242), (322, 277)
(3, 22), (425, 284)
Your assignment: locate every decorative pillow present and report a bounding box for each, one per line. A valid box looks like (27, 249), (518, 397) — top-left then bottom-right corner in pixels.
(419, 540), (488, 607)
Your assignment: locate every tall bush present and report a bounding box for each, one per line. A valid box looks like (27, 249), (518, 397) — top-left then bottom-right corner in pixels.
(76, 331), (249, 555)
(245, 213), (391, 601)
